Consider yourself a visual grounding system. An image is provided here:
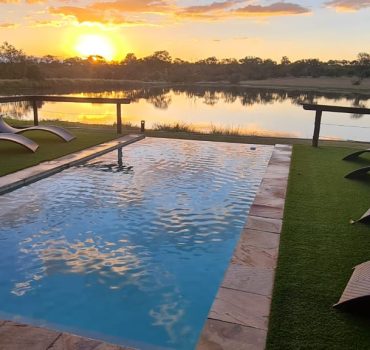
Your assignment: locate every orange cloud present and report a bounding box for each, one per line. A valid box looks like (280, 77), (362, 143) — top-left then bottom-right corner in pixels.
(49, 0), (172, 25)
(89, 0), (172, 13)
(325, 0), (370, 11)
(32, 19), (65, 27)
(49, 6), (127, 25)
(0, 22), (17, 28)
(49, 0), (310, 25)
(26, 0), (47, 3)
(0, 0), (46, 3)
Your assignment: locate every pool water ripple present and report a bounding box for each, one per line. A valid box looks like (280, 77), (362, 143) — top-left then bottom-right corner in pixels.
(0, 138), (272, 349)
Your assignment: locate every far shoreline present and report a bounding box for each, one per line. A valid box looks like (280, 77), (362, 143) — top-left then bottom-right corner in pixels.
(0, 77), (369, 95)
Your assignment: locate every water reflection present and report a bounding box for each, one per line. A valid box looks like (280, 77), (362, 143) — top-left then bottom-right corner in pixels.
(1, 86), (369, 141)
(2, 87), (368, 117)
(82, 148), (134, 174)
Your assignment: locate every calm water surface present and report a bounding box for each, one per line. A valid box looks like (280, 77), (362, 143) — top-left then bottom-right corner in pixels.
(0, 138), (272, 349)
(2, 87), (370, 142)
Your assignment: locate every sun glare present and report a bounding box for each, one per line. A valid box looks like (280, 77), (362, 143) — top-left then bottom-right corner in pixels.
(75, 34), (116, 61)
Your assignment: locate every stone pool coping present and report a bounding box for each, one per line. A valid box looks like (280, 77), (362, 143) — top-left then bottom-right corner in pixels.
(196, 143), (292, 350)
(0, 320), (135, 350)
(0, 134), (145, 195)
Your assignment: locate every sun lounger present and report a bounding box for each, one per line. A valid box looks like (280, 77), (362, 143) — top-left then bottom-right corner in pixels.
(350, 208), (370, 224)
(0, 116), (75, 142)
(343, 149), (370, 161)
(334, 261), (370, 310)
(0, 133), (39, 152)
(344, 166), (370, 179)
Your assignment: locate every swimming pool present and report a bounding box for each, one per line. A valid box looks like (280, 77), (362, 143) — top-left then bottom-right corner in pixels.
(0, 138), (272, 349)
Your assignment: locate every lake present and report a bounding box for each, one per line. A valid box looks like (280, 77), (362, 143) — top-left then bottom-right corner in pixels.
(1, 86), (370, 142)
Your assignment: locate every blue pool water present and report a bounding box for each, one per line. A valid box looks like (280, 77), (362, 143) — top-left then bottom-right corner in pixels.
(0, 138), (272, 349)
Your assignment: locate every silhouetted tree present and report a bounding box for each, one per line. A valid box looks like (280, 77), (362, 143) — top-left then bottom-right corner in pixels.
(0, 41), (369, 83)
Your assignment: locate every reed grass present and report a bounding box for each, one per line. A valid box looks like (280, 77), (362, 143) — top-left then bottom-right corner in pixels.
(153, 122), (195, 133)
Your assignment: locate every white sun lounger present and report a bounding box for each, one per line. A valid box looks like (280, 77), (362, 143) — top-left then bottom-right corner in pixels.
(0, 133), (39, 152)
(0, 116), (75, 142)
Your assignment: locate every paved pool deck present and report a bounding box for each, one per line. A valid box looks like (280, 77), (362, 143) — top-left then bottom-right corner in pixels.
(0, 141), (292, 350)
(0, 320), (135, 350)
(197, 144), (292, 350)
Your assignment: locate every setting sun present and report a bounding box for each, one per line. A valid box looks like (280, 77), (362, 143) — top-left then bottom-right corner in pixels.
(75, 34), (116, 61)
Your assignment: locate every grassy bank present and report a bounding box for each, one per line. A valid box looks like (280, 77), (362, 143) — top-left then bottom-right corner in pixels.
(266, 145), (370, 349)
(4, 118), (370, 149)
(0, 77), (369, 94)
(0, 78), (162, 94)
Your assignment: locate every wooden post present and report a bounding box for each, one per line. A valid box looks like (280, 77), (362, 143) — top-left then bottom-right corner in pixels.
(312, 109), (322, 147)
(141, 120), (145, 133)
(116, 103), (122, 134)
(32, 99), (39, 126)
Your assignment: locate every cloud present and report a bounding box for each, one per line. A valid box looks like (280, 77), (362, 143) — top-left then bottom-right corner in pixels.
(89, 0), (172, 13)
(26, 0), (48, 3)
(49, 0), (310, 25)
(179, 0), (244, 16)
(0, 0), (46, 3)
(49, 0), (173, 25)
(31, 19), (65, 27)
(325, 0), (370, 11)
(234, 2), (310, 16)
(0, 22), (17, 28)
(177, 1), (310, 20)
(49, 6), (127, 25)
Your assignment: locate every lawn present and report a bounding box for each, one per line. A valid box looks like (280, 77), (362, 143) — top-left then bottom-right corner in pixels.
(266, 145), (370, 349)
(0, 129), (119, 176)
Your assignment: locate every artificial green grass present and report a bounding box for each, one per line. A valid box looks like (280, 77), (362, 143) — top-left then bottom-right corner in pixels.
(0, 129), (119, 176)
(266, 145), (370, 349)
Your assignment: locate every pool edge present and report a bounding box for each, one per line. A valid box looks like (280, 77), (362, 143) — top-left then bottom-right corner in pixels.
(0, 134), (145, 196)
(0, 320), (136, 350)
(196, 143), (292, 350)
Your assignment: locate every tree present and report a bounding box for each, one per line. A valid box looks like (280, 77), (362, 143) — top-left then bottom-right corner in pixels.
(150, 50), (172, 63)
(0, 42), (26, 63)
(357, 52), (370, 65)
(87, 55), (106, 64)
(356, 52), (370, 79)
(281, 56), (291, 65)
(122, 53), (137, 64)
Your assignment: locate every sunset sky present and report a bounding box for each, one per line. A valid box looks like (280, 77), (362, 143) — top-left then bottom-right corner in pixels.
(0, 0), (369, 62)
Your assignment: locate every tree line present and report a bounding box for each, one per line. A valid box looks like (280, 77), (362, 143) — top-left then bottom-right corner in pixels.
(0, 42), (369, 83)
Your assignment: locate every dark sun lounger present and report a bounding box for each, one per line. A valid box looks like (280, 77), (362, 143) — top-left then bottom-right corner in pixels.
(343, 149), (370, 161)
(0, 116), (75, 142)
(0, 133), (39, 152)
(334, 261), (370, 310)
(344, 166), (370, 179)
